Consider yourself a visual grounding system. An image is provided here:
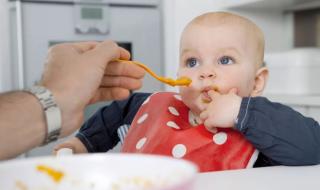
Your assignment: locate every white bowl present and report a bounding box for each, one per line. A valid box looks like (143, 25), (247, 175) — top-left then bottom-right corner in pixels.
(0, 153), (198, 190)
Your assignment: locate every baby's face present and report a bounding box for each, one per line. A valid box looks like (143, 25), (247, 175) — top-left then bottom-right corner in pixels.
(178, 23), (259, 116)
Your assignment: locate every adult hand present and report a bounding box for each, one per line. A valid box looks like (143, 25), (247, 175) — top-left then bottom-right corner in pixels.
(199, 88), (241, 133)
(40, 40), (145, 137)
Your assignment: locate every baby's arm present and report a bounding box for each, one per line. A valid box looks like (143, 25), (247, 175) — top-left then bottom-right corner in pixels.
(74, 92), (151, 153)
(236, 96), (320, 166)
(53, 137), (88, 154)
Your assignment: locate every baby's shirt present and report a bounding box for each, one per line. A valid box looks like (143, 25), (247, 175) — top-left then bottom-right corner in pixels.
(76, 92), (320, 167)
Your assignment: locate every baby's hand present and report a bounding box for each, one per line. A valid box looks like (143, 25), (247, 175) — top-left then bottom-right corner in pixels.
(52, 137), (88, 155)
(200, 88), (241, 133)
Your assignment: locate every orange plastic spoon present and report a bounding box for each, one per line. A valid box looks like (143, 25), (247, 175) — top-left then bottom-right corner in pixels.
(115, 59), (192, 87)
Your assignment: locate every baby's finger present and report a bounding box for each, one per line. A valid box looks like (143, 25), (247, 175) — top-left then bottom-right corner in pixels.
(204, 118), (215, 130)
(228, 88), (238, 95)
(207, 90), (220, 98)
(52, 143), (72, 155)
(56, 148), (73, 156)
(201, 101), (209, 110)
(200, 111), (208, 120)
(207, 127), (218, 134)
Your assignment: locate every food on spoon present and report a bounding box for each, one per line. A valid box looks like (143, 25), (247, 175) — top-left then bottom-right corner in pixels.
(115, 59), (192, 87)
(161, 76), (192, 87)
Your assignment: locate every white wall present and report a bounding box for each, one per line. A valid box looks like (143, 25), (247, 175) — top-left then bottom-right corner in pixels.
(229, 8), (294, 53)
(0, 0), (10, 92)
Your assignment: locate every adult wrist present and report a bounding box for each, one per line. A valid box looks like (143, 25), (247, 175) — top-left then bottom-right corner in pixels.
(26, 86), (61, 145)
(43, 85), (85, 138)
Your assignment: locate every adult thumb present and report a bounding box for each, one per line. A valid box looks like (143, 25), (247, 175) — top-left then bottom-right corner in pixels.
(87, 40), (130, 65)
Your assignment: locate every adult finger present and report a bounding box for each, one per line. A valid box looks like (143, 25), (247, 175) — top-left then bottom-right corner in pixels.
(70, 41), (99, 53)
(119, 47), (131, 60)
(105, 61), (146, 78)
(101, 76), (143, 90)
(90, 87), (131, 103)
(70, 41), (130, 57)
(86, 40), (121, 63)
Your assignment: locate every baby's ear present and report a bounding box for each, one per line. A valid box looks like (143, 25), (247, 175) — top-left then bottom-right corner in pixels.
(250, 67), (269, 97)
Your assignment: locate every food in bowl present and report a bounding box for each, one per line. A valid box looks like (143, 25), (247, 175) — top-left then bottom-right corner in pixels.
(0, 153), (198, 190)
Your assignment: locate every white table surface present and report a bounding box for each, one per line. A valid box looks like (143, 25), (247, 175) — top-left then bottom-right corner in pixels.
(194, 165), (320, 190)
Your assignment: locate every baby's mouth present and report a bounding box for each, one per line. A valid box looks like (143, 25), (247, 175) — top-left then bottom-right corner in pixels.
(201, 91), (211, 103)
(201, 86), (219, 103)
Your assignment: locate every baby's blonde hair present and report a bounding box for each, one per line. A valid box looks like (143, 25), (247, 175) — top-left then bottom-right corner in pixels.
(184, 11), (265, 69)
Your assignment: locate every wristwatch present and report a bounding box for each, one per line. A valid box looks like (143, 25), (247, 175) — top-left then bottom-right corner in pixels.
(26, 86), (62, 145)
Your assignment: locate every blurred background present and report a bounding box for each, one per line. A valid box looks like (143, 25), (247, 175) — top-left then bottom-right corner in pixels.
(0, 0), (319, 157)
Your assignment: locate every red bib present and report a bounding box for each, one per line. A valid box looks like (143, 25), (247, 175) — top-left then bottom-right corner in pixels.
(122, 92), (257, 172)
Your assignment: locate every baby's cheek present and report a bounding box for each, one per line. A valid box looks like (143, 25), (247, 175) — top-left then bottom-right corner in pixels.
(213, 85), (230, 94)
(217, 80), (243, 95)
(178, 88), (188, 100)
(231, 83), (253, 97)
(179, 88), (194, 101)
(187, 96), (206, 115)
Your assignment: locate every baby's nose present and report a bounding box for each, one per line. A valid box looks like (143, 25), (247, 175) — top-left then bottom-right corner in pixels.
(200, 72), (216, 79)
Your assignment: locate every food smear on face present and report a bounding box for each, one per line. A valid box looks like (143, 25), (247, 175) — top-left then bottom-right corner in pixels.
(36, 164), (64, 183)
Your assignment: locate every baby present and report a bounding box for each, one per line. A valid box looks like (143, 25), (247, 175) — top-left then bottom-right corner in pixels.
(55, 12), (320, 172)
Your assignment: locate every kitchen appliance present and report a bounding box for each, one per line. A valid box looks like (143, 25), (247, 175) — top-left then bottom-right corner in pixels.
(9, 0), (163, 91)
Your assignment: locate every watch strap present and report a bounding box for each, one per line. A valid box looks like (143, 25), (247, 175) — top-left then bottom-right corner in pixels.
(26, 86), (62, 145)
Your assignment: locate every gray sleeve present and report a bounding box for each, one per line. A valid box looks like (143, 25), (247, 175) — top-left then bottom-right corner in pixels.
(235, 96), (320, 166)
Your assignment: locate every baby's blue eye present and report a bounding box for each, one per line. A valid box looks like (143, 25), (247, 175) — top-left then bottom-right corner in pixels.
(186, 58), (199, 68)
(219, 56), (234, 65)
